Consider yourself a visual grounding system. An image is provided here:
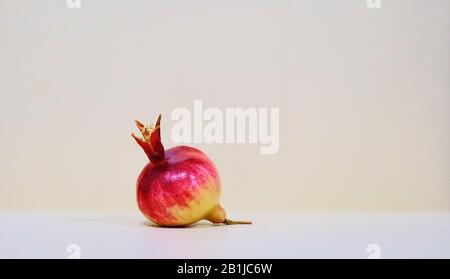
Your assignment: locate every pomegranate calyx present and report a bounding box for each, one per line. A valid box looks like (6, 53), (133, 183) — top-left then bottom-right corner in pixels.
(132, 114), (166, 165)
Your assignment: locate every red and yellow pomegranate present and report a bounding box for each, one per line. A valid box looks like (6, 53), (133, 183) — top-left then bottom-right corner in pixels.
(132, 115), (251, 227)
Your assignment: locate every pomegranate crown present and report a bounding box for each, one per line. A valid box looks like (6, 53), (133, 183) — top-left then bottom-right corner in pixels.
(132, 114), (166, 165)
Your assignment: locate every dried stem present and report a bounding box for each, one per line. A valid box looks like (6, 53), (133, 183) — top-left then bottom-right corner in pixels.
(224, 219), (252, 225)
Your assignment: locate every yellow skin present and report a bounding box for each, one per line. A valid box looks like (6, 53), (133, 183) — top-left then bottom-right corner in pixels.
(167, 180), (223, 226)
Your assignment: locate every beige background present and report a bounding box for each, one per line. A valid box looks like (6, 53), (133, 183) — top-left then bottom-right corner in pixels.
(0, 0), (449, 211)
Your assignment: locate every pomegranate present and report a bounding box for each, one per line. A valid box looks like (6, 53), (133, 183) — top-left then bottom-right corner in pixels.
(132, 115), (251, 227)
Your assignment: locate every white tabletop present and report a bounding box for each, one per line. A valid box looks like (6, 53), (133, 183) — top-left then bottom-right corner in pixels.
(0, 211), (449, 259)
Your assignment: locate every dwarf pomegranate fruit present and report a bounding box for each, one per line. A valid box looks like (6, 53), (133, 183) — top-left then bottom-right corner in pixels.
(132, 115), (251, 227)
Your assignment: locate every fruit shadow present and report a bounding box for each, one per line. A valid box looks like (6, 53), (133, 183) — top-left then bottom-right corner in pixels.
(68, 215), (225, 229)
(143, 221), (225, 229)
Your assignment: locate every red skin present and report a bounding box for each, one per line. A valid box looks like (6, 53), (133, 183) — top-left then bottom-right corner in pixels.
(136, 146), (220, 225)
(132, 115), (251, 226)
(132, 116), (222, 226)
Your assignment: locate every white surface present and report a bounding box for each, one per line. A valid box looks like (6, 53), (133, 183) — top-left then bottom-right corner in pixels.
(0, 211), (449, 258)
